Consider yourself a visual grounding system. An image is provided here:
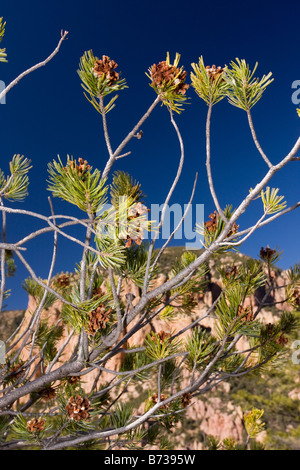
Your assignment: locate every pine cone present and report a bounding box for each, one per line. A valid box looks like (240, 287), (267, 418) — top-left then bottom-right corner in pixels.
(260, 246), (276, 261)
(67, 375), (81, 386)
(238, 305), (254, 322)
(276, 334), (288, 346)
(128, 202), (149, 219)
(152, 330), (171, 344)
(39, 386), (56, 401)
(205, 64), (225, 82)
(151, 61), (189, 95)
(150, 393), (168, 409)
(9, 361), (25, 379)
(26, 418), (45, 433)
(266, 323), (275, 336)
(181, 392), (192, 408)
(227, 221), (239, 237)
(224, 265), (238, 279)
(64, 158), (90, 178)
(93, 55), (120, 85)
(125, 202), (150, 248)
(291, 289), (300, 307)
(204, 211), (219, 232)
(204, 211), (239, 237)
(54, 273), (70, 289)
(77, 157), (91, 175)
(87, 305), (112, 336)
(65, 395), (90, 421)
(92, 287), (104, 299)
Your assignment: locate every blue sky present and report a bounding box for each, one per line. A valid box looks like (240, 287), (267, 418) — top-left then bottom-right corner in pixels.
(0, 0), (299, 310)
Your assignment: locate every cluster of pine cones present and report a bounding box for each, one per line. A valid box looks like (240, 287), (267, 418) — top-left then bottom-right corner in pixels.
(93, 55), (120, 85)
(150, 61), (189, 95)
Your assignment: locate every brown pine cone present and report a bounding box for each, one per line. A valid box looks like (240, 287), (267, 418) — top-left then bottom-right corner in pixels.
(26, 418), (45, 433)
(39, 386), (56, 401)
(276, 334), (288, 346)
(237, 305), (254, 322)
(150, 393), (168, 409)
(260, 246), (276, 261)
(151, 61), (189, 95)
(65, 395), (90, 421)
(93, 55), (120, 85)
(181, 392), (192, 408)
(87, 305), (112, 336)
(205, 64), (225, 82)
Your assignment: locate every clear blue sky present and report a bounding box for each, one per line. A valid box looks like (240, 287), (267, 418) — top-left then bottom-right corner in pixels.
(1, 0), (299, 310)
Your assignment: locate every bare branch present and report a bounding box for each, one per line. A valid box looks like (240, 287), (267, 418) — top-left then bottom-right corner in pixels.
(0, 31), (68, 102)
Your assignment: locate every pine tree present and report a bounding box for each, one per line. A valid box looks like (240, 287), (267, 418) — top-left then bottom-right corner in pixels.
(0, 20), (299, 450)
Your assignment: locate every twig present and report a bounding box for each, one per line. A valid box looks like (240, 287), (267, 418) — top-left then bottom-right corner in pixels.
(143, 107), (185, 296)
(205, 104), (227, 223)
(101, 95), (161, 180)
(247, 109), (273, 168)
(0, 31), (69, 102)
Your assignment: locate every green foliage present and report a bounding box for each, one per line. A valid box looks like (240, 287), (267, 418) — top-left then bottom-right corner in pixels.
(3, 249), (16, 278)
(185, 328), (217, 370)
(205, 434), (246, 450)
(96, 197), (152, 269)
(219, 258), (266, 292)
(191, 56), (229, 106)
(95, 236), (127, 270)
(47, 155), (107, 215)
(61, 284), (114, 334)
(144, 331), (182, 361)
(259, 187), (286, 214)
(286, 263), (300, 310)
(95, 172), (154, 269)
(110, 171), (144, 209)
(119, 347), (151, 381)
(215, 284), (261, 340)
(124, 425), (147, 449)
(1, 35), (299, 452)
(110, 402), (133, 429)
(169, 251), (208, 301)
(0, 155), (32, 201)
(0, 416), (9, 442)
(159, 359), (179, 390)
(216, 350), (247, 374)
(196, 205), (239, 251)
(224, 58), (273, 110)
(78, 50), (127, 115)
(244, 408), (265, 439)
(0, 17), (7, 63)
(287, 263), (300, 284)
(158, 305), (177, 321)
(205, 434), (221, 450)
(278, 311), (300, 335)
(22, 277), (57, 310)
(35, 319), (64, 364)
(246, 312), (299, 372)
(117, 243), (157, 288)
